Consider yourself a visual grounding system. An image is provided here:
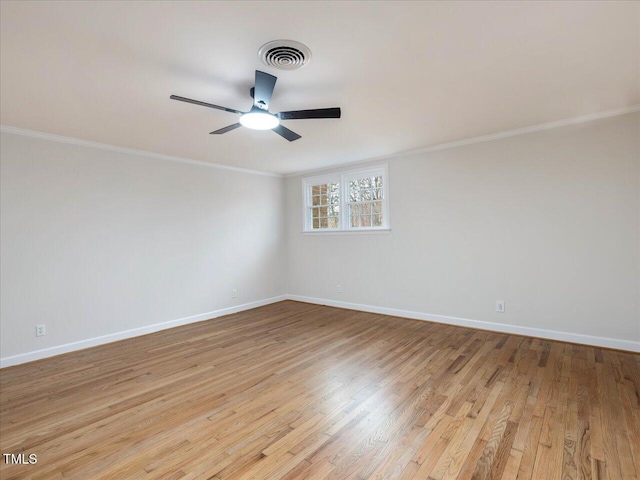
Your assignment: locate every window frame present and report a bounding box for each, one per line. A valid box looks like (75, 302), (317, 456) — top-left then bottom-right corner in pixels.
(302, 165), (390, 233)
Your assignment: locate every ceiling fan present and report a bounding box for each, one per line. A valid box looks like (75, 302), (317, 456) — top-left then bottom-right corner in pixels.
(170, 70), (341, 142)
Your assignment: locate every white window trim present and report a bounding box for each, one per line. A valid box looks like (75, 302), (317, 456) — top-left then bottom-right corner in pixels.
(302, 165), (390, 233)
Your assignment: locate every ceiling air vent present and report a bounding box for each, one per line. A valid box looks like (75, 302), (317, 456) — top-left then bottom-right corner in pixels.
(258, 40), (312, 70)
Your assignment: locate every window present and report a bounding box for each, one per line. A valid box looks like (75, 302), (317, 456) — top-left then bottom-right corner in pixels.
(302, 166), (389, 232)
(310, 181), (340, 229)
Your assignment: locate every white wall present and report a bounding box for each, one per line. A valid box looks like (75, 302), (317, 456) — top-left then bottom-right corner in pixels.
(2, 112), (638, 366)
(286, 112), (640, 350)
(1, 132), (286, 363)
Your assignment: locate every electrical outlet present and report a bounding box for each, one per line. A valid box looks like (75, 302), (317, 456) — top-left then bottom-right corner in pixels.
(36, 324), (46, 337)
(495, 300), (505, 313)
(232, 289), (238, 298)
(337, 285), (342, 294)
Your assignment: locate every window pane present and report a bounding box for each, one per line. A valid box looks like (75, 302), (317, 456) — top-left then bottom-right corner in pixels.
(344, 172), (385, 228)
(349, 182), (359, 202)
(308, 182), (340, 229)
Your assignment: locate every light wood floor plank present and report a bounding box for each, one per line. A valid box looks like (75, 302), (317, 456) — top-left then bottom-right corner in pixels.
(1, 301), (638, 480)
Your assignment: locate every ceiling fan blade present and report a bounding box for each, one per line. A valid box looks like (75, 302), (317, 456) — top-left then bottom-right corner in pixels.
(170, 95), (243, 114)
(253, 71), (277, 110)
(210, 123), (242, 135)
(272, 125), (301, 142)
(278, 107), (341, 120)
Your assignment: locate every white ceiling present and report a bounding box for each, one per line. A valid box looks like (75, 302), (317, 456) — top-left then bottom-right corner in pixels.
(1, 1), (638, 175)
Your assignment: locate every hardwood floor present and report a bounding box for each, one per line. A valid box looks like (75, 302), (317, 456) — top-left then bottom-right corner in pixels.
(1, 300), (639, 480)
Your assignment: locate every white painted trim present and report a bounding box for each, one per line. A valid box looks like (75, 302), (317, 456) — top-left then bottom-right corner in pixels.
(0, 295), (287, 368)
(286, 295), (640, 353)
(285, 104), (640, 178)
(302, 229), (391, 236)
(4, 105), (638, 180)
(0, 125), (282, 178)
(2, 294), (637, 368)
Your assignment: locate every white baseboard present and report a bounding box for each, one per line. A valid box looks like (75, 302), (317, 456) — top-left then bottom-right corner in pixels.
(0, 295), (288, 368)
(286, 295), (640, 353)
(2, 293), (637, 368)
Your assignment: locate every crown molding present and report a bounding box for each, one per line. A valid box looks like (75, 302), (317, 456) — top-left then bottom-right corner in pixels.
(3, 104), (638, 179)
(285, 104), (640, 178)
(0, 125), (283, 178)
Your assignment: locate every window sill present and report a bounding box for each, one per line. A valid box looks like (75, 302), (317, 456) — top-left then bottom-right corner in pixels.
(302, 228), (391, 236)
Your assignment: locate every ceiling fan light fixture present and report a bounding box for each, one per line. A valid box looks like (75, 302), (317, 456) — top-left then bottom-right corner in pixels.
(171, 69), (340, 141)
(239, 111), (280, 130)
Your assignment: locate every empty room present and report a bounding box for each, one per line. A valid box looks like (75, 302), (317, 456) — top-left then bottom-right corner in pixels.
(1, 1), (639, 479)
